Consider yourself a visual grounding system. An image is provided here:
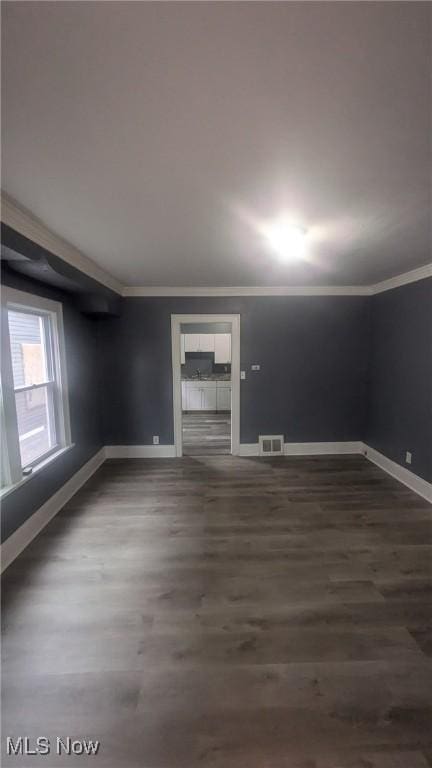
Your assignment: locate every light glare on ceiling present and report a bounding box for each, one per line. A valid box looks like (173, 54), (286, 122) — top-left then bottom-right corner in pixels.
(263, 217), (307, 261)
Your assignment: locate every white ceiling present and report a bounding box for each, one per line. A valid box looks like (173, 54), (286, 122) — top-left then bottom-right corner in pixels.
(2, 1), (431, 288)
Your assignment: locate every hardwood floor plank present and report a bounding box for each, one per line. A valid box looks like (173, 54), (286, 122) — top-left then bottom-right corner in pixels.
(182, 411), (231, 455)
(2, 454), (432, 766)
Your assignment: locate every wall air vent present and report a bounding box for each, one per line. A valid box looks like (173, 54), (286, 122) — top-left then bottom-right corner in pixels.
(259, 435), (284, 456)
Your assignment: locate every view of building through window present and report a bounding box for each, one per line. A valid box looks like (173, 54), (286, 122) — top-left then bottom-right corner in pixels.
(8, 310), (57, 467)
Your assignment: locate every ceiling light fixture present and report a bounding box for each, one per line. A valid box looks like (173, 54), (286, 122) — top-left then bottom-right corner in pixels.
(263, 217), (308, 261)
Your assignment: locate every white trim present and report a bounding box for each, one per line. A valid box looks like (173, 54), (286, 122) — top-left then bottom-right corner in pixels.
(363, 444), (432, 503)
(2, 285), (72, 475)
(51, 296), (72, 448)
(103, 442), (431, 504)
(235, 441), (432, 504)
(124, 285), (372, 297)
(285, 441), (363, 455)
(104, 445), (176, 458)
(171, 316), (183, 455)
(171, 314), (240, 457)
(240, 441), (363, 457)
(238, 443), (261, 456)
(0, 302), (22, 484)
(0, 444), (75, 500)
(1, 193), (122, 295)
(2, 194), (430, 298)
(122, 265), (431, 297)
(371, 264), (432, 295)
(1, 447), (106, 573)
(2, 285), (64, 315)
(2, 441), (430, 571)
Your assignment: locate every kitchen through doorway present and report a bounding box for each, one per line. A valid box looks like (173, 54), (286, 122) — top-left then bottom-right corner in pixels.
(181, 323), (232, 455)
(171, 314), (240, 457)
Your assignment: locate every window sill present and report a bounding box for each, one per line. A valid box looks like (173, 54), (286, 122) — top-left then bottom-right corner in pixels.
(0, 444), (75, 500)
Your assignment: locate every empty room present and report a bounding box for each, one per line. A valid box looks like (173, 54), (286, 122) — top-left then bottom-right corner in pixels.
(1, 2), (431, 767)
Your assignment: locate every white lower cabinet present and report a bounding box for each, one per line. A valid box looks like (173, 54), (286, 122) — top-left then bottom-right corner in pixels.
(201, 386), (217, 410)
(188, 386), (204, 410)
(216, 385), (231, 411)
(182, 380), (231, 411)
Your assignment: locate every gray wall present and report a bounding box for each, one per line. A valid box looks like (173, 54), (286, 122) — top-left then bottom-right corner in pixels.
(2, 264), (430, 544)
(1, 266), (103, 541)
(98, 295), (370, 446)
(366, 278), (432, 483)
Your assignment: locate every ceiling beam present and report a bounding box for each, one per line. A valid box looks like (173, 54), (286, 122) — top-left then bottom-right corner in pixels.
(1, 193), (123, 295)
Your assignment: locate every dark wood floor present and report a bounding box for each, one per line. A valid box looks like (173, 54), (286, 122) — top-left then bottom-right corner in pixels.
(2, 454), (432, 767)
(182, 411), (231, 455)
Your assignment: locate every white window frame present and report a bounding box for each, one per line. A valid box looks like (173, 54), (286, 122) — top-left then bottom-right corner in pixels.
(1, 286), (72, 494)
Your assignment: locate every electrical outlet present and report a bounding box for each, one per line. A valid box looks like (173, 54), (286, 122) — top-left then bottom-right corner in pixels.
(251, 364), (260, 371)
(405, 451), (412, 465)
(153, 436), (160, 445)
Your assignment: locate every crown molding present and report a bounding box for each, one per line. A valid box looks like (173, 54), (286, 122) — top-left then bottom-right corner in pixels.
(370, 263), (432, 295)
(1, 193), (122, 295)
(122, 285), (372, 297)
(122, 263), (432, 297)
(2, 193), (430, 298)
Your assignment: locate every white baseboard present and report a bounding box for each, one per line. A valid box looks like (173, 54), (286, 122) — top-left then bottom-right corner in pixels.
(2, 441), (430, 573)
(1, 447), (106, 573)
(105, 444), (176, 458)
(238, 443), (261, 456)
(363, 444), (432, 503)
(239, 441), (363, 457)
(284, 441), (363, 455)
(239, 440), (431, 502)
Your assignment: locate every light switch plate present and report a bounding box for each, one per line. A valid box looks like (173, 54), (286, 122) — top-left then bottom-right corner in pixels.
(405, 451), (412, 464)
(240, 371), (246, 380)
(153, 436), (160, 445)
(251, 364), (260, 371)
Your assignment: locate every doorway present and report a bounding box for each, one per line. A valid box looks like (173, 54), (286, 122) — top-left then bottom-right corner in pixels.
(171, 314), (240, 457)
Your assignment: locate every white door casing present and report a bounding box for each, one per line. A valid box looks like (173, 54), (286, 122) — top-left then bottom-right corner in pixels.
(171, 314), (240, 456)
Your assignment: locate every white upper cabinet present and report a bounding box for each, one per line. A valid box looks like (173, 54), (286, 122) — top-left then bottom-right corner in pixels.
(183, 332), (231, 359)
(199, 334), (215, 352)
(184, 333), (200, 352)
(214, 333), (231, 363)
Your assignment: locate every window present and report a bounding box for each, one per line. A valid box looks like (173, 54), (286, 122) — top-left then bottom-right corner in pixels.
(1, 287), (71, 490)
